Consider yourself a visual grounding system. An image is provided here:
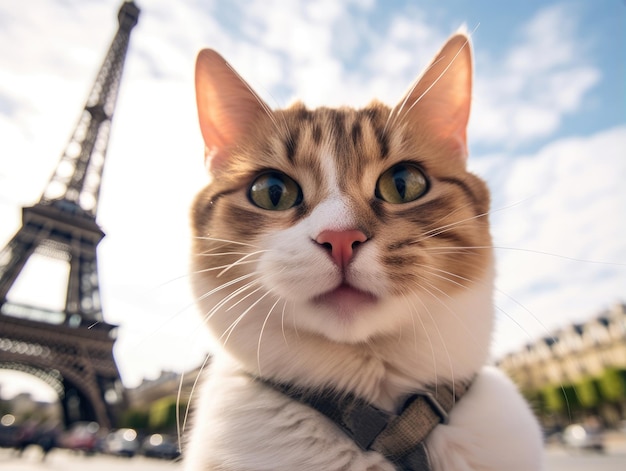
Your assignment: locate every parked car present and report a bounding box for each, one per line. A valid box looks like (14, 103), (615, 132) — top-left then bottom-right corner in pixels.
(58, 421), (100, 453)
(104, 428), (139, 457)
(141, 433), (181, 460)
(562, 423), (604, 452)
(0, 414), (20, 448)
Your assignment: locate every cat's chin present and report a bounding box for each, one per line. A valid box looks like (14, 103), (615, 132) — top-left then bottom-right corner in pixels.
(311, 283), (379, 320)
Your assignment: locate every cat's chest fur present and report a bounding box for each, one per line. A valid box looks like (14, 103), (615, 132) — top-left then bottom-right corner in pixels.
(184, 33), (544, 470)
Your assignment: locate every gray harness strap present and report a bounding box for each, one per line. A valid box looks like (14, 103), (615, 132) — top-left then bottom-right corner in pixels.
(257, 378), (473, 471)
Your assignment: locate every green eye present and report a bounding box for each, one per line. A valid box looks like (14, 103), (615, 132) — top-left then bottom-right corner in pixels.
(249, 171), (303, 211)
(376, 163), (429, 204)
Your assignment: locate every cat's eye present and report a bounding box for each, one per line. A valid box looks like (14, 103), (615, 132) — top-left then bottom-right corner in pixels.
(249, 171), (303, 211)
(376, 163), (429, 204)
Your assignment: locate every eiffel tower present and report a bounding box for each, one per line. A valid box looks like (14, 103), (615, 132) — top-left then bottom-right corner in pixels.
(0, 1), (140, 429)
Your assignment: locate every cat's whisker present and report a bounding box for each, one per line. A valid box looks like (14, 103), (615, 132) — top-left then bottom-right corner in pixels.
(178, 352), (212, 450)
(225, 285), (265, 313)
(420, 264), (576, 418)
(217, 249), (269, 278)
(202, 278), (261, 323)
(409, 288), (456, 396)
(421, 243), (626, 267)
(491, 247), (626, 266)
(418, 248), (477, 257)
(402, 293), (435, 373)
(204, 270), (281, 342)
(422, 200), (479, 233)
(421, 266), (473, 290)
(257, 296), (283, 375)
(415, 196), (540, 247)
(191, 260), (261, 276)
(489, 297), (574, 421)
(193, 235), (261, 249)
(280, 299), (290, 346)
(196, 243), (230, 255)
(290, 299), (301, 340)
(221, 290), (273, 346)
(418, 279), (480, 351)
(417, 209), (490, 243)
(490, 285), (576, 421)
(197, 278), (261, 327)
(196, 251), (256, 257)
(196, 271), (258, 303)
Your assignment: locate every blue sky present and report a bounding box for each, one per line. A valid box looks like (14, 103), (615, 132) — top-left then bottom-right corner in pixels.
(0, 0), (624, 399)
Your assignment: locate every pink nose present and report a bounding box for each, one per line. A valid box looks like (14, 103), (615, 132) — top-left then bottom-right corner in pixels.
(316, 230), (368, 268)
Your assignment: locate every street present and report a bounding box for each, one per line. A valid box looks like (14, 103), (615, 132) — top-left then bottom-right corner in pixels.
(0, 446), (625, 470)
(546, 448), (626, 471)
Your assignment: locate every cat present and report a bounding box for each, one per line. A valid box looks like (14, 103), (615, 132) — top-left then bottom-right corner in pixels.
(183, 32), (544, 470)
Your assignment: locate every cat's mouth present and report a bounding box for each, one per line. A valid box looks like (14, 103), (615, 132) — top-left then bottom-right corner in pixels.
(312, 283), (378, 316)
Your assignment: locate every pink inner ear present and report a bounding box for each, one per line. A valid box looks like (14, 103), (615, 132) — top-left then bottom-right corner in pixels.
(395, 34), (473, 158)
(195, 49), (270, 172)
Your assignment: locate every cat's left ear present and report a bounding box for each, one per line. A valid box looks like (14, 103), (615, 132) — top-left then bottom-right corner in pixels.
(395, 33), (473, 159)
(195, 49), (270, 171)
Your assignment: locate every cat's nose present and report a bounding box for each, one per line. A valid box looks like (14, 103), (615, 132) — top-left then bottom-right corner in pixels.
(316, 230), (368, 268)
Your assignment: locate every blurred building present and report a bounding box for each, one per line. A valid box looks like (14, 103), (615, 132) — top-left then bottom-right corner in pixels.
(123, 364), (206, 433)
(498, 302), (626, 428)
(127, 366), (204, 408)
(0, 392), (61, 424)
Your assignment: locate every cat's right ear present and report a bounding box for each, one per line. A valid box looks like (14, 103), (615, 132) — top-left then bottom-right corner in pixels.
(195, 49), (269, 171)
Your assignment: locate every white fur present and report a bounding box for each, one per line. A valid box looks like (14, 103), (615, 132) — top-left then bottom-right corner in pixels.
(185, 212), (545, 469)
(188, 33), (544, 469)
(184, 362), (543, 470)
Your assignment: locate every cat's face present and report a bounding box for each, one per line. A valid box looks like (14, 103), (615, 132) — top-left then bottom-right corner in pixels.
(191, 34), (492, 351)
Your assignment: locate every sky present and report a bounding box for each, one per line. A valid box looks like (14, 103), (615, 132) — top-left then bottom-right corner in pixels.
(0, 0), (624, 401)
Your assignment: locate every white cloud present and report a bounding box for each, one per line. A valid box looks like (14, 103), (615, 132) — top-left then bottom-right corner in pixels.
(0, 0), (622, 391)
(471, 3), (601, 147)
(479, 126), (626, 356)
(505, 3), (582, 74)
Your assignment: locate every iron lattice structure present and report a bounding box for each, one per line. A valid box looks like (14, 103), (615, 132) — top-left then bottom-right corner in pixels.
(0, 1), (140, 429)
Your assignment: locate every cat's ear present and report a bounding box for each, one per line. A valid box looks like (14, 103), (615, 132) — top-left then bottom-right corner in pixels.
(395, 33), (472, 158)
(195, 49), (270, 171)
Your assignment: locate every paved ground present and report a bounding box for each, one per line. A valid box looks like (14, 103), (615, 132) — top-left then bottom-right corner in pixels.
(546, 448), (626, 471)
(0, 447), (181, 470)
(1, 441), (625, 470)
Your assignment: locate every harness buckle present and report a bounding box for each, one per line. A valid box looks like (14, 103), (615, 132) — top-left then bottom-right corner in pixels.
(411, 389), (450, 425)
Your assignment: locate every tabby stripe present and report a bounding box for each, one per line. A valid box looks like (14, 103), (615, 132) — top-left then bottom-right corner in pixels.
(432, 229), (471, 248)
(295, 106), (312, 121)
(351, 121), (362, 147)
(312, 123), (323, 145)
(369, 199), (389, 222)
(361, 108), (389, 159)
(330, 110), (350, 158)
(284, 128), (299, 162)
(375, 126), (389, 159)
(396, 197), (453, 225)
(439, 177), (480, 212)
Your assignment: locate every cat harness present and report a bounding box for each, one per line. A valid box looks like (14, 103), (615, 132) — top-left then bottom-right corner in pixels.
(256, 377), (474, 471)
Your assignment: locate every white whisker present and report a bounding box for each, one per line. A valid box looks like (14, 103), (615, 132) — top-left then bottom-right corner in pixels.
(202, 279), (261, 323)
(197, 272), (257, 303)
(217, 250), (269, 277)
(194, 236), (260, 249)
(179, 352), (212, 448)
(257, 296), (283, 375)
(280, 299), (290, 346)
(402, 292), (437, 385)
(221, 290), (273, 345)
